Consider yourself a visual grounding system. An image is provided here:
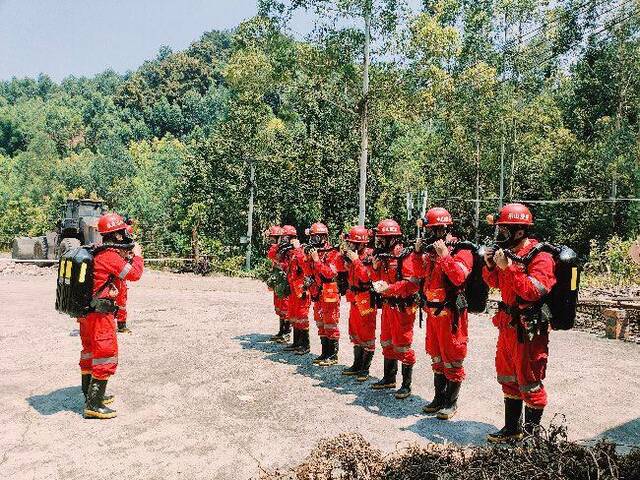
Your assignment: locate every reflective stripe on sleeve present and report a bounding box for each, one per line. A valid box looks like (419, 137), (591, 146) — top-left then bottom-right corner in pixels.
(394, 345), (411, 353)
(456, 262), (470, 277)
(118, 263), (132, 280)
(431, 356), (442, 364)
(528, 276), (548, 295)
(80, 352), (93, 360)
(407, 276), (421, 285)
(380, 340), (392, 347)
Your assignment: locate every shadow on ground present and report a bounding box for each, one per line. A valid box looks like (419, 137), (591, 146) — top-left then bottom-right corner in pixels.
(27, 386), (83, 416)
(237, 333), (497, 445)
(594, 418), (640, 448)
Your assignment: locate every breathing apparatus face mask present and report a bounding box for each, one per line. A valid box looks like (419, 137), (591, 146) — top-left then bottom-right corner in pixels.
(105, 230), (134, 249)
(279, 235), (291, 246)
(347, 241), (363, 252)
(496, 225), (525, 249)
(424, 226), (447, 243)
(309, 234), (327, 247)
(267, 236), (279, 245)
(375, 235), (397, 252)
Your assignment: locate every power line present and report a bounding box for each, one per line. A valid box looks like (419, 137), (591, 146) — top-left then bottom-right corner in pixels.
(497, 0), (612, 54)
(497, 2), (639, 83)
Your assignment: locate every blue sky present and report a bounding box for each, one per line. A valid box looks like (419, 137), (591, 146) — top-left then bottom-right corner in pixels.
(0, 0), (423, 81)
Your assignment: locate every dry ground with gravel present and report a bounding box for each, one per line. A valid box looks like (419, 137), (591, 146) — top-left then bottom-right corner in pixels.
(1, 261), (639, 479)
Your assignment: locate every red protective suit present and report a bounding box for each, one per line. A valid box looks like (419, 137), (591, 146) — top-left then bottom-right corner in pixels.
(115, 280), (128, 327)
(79, 249), (144, 380)
(482, 239), (556, 409)
(267, 244), (289, 319)
(308, 248), (345, 341)
(345, 248), (376, 351)
(285, 247), (311, 331)
(416, 242), (473, 382)
(371, 244), (420, 365)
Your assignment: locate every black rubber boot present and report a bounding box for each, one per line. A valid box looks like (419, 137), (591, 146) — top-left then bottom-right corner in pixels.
(83, 378), (117, 419)
(422, 373), (447, 413)
(395, 363), (413, 399)
(437, 381), (462, 419)
(277, 321), (291, 344)
(82, 373), (114, 405)
(283, 328), (300, 351)
(487, 398), (524, 443)
(117, 323), (131, 334)
(371, 358), (398, 390)
(318, 339), (339, 366)
(342, 346), (363, 375)
(270, 319), (285, 341)
(524, 406), (544, 436)
(82, 373), (91, 397)
(313, 337), (329, 364)
(356, 350), (375, 382)
(295, 330), (310, 355)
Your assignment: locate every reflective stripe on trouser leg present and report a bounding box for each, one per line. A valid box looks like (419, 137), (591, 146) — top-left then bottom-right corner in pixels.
(391, 307), (416, 365)
(380, 306), (394, 359)
(430, 355), (444, 374)
(321, 300), (340, 340)
(516, 329), (549, 409)
(87, 312), (118, 380)
(359, 310), (377, 351)
(78, 317), (93, 372)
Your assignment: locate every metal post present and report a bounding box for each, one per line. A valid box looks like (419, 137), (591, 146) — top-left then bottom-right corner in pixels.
(499, 127), (505, 209)
(357, 3), (371, 226)
(245, 160), (255, 271)
(474, 135), (481, 242)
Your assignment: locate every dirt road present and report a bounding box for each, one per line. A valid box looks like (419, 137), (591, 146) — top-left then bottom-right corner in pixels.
(1, 267), (639, 479)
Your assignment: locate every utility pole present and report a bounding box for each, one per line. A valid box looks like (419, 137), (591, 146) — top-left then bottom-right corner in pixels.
(474, 133), (481, 242)
(357, 2), (371, 226)
(245, 159), (255, 271)
(499, 126), (505, 209)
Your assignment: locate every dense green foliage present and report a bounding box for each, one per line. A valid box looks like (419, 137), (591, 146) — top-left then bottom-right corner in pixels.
(1, 0), (639, 263)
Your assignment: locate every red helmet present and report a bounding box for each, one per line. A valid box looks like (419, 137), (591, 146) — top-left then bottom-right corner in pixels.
(496, 203), (534, 226)
(376, 219), (402, 237)
(98, 212), (128, 235)
(281, 225), (297, 236)
(424, 207), (453, 227)
(345, 226), (370, 243)
(308, 222), (329, 235)
(267, 225), (283, 237)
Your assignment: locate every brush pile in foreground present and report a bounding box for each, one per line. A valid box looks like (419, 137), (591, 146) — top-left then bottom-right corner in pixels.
(259, 426), (640, 480)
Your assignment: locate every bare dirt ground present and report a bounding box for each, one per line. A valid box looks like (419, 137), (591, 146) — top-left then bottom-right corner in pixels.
(1, 262), (639, 480)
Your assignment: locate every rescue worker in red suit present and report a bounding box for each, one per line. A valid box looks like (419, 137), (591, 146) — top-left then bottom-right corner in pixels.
(415, 208), (473, 420)
(116, 223), (135, 334)
(266, 225), (291, 343)
(370, 219), (420, 399)
(482, 203), (556, 442)
(305, 222), (345, 367)
(340, 226), (377, 381)
(79, 212), (144, 419)
(280, 225), (312, 354)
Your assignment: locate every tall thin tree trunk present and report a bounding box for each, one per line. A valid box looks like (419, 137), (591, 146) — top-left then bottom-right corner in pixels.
(358, 3), (371, 226)
(474, 132), (481, 242)
(245, 160), (255, 271)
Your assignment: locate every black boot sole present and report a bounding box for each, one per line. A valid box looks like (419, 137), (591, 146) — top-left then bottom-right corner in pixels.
(83, 408), (117, 419)
(371, 382), (396, 390)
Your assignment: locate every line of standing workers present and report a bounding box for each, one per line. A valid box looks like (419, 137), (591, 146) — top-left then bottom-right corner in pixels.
(266, 203), (555, 443)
